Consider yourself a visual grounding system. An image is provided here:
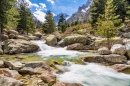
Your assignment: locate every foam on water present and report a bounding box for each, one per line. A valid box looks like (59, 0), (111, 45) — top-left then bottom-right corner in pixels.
(56, 63), (130, 86)
(32, 40), (84, 57)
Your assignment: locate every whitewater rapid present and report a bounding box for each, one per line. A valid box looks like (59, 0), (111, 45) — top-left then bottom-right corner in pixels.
(32, 40), (84, 57)
(32, 40), (130, 86)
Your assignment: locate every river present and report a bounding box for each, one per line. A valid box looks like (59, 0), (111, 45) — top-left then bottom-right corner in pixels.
(32, 40), (130, 86)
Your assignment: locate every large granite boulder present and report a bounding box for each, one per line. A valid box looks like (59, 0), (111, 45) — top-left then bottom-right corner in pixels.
(8, 30), (18, 36)
(90, 37), (123, 49)
(80, 54), (127, 64)
(16, 35), (28, 40)
(0, 48), (3, 55)
(19, 62), (56, 85)
(110, 44), (126, 55)
(3, 39), (39, 54)
(46, 35), (57, 46)
(4, 61), (25, 70)
(98, 47), (111, 55)
(0, 68), (21, 79)
(27, 35), (39, 40)
(110, 64), (130, 73)
(67, 43), (84, 50)
(0, 75), (24, 86)
(58, 35), (87, 46)
(0, 61), (4, 67)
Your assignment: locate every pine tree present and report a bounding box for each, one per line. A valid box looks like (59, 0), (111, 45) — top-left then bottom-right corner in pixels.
(89, 0), (106, 30)
(6, 5), (19, 29)
(0, 0), (16, 41)
(17, 0), (35, 35)
(43, 10), (56, 33)
(58, 14), (67, 32)
(97, 0), (123, 48)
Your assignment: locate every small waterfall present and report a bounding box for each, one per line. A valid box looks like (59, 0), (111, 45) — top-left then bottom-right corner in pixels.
(31, 40), (84, 57)
(56, 63), (130, 86)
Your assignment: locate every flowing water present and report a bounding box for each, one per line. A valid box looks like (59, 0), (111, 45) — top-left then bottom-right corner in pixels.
(32, 40), (130, 86)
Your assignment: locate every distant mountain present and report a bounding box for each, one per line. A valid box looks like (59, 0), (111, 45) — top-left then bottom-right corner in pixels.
(54, 13), (69, 24)
(67, 0), (92, 24)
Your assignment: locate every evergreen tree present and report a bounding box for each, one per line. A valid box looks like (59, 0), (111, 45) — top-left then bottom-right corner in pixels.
(6, 5), (19, 29)
(43, 10), (56, 33)
(113, 0), (130, 21)
(0, 0), (16, 41)
(17, 0), (35, 34)
(58, 14), (67, 32)
(89, 0), (106, 30)
(97, 0), (123, 48)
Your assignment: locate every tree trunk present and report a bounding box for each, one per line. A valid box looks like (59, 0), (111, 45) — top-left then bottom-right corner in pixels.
(0, 24), (2, 41)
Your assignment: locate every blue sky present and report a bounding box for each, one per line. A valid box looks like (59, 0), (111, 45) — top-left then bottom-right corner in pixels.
(25, 0), (87, 22)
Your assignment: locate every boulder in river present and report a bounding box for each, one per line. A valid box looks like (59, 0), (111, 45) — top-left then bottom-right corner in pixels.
(110, 64), (130, 73)
(98, 47), (111, 55)
(80, 54), (127, 64)
(67, 43), (84, 50)
(46, 35), (57, 46)
(0, 75), (24, 86)
(3, 39), (39, 54)
(58, 34), (87, 46)
(34, 32), (42, 39)
(110, 44), (126, 55)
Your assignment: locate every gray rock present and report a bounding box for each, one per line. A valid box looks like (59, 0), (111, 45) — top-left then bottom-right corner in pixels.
(46, 35), (57, 46)
(34, 32), (42, 39)
(59, 35), (87, 46)
(98, 47), (111, 55)
(1, 34), (9, 41)
(80, 54), (127, 64)
(67, 43), (84, 50)
(4, 61), (25, 70)
(8, 30), (18, 35)
(3, 39), (39, 54)
(0, 68), (22, 79)
(111, 44), (126, 55)
(0, 75), (24, 86)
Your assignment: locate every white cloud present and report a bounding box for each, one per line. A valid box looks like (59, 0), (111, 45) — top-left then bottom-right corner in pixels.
(33, 10), (46, 23)
(47, 0), (55, 5)
(37, 3), (47, 11)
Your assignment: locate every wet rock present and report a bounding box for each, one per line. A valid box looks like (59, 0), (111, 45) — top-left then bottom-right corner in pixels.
(0, 68), (22, 79)
(53, 31), (62, 41)
(0, 75), (24, 86)
(110, 64), (130, 72)
(55, 65), (69, 73)
(3, 39), (39, 54)
(46, 35), (57, 46)
(67, 43), (84, 50)
(60, 35), (87, 46)
(98, 47), (111, 55)
(4, 61), (24, 70)
(80, 54), (127, 64)
(111, 44), (126, 55)
(53, 82), (82, 86)
(0, 61), (4, 67)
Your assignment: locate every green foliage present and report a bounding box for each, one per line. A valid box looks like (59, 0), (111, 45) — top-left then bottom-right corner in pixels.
(17, 0), (35, 34)
(0, 0), (16, 41)
(42, 10), (56, 34)
(6, 6), (19, 29)
(97, 0), (123, 47)
(58, 14), (67, 32)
